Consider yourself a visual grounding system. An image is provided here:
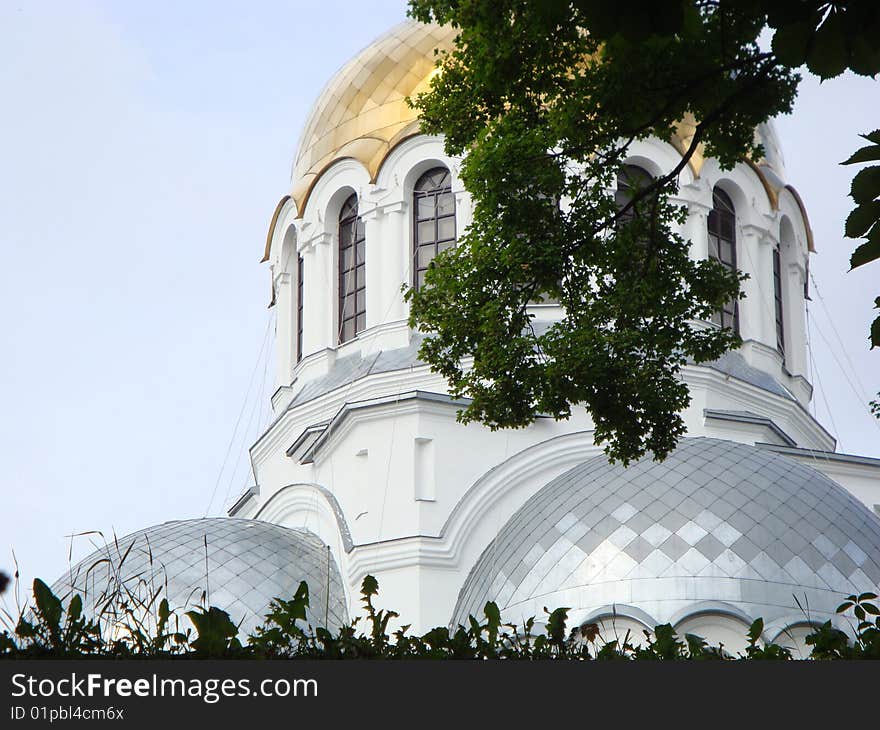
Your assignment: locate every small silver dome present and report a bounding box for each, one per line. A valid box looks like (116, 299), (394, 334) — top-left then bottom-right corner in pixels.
(452, 438), (880, 635)
(52, 518), (348, 637)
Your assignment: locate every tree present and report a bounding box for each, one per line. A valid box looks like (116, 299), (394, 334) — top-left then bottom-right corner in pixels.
(405, 0), (880, 463)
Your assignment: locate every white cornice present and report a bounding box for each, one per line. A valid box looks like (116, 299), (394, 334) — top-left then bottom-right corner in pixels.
(301, 231), (332, 252)
(251, 351), (836, 479)
(683, 364), (835, 450)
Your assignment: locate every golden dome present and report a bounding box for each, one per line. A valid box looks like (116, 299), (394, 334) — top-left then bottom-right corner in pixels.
(290, 20), (457, 214)
(279, 19), (812, 252)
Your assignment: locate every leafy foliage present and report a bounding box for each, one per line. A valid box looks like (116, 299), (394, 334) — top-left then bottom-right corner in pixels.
(807, 592), (880, 659)
(185, 607), (242, 657)
(10, 579), (103, 657)
(405, 0), (797, 463)
(2, 574), (878, 660)
(403, 0), (880, 461)
(841, 130), (880, 348)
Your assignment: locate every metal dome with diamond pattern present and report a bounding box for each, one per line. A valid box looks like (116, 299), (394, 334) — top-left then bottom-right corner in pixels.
(52, 518), (348, 637)
(452, 438), (880, 637)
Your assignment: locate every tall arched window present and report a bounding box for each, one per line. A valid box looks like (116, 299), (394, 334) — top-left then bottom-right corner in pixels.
(615, 164), (653, 219)
(413, 167), (456, 290)
(296, 254), (304, 362)
(338, 193), (365, 343)
(707, 186), (739, 333)
(772, 244), (785, 358)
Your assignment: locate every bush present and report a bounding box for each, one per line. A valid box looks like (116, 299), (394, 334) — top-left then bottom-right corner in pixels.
(1, 574), (878, 660)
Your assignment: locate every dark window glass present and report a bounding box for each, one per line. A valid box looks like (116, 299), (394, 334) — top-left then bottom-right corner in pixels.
(296, 255), (304, 363)
(707, 187), (739, 333)
(773, 245), (785, 358)
(413, 167), (455, 290)
(615, 164), (653, 221)
(338, 194), (365, 343)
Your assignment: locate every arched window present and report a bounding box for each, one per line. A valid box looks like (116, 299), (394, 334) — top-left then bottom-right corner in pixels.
(413, 167), (456, 290)
(614, 164), (655, 271)
(772, 244), (785, 358)
(338, 193), (365, 343)
(296, 254), (304, 362)
(707, 187), (739, 333)
(615, 164), (653, 219)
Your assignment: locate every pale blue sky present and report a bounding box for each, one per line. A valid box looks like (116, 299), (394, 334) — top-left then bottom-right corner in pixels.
(1, 1), (878, 601)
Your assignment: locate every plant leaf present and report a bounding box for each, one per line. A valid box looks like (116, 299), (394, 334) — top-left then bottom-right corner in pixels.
(850, 234), (880, 270)
(842, 144), (880, 166)
(33, 579), (63, 630)
(845, 202), (880, 238)
(806, 10), (848, 80)
(361, 575), (379, 598)
(66, 594), (83, 623)
(771, 20), (813, 68)
(850, 166), (880, 204)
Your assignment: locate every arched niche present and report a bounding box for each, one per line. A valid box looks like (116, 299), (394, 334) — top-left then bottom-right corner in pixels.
(771, 622), (821, 659)
(674, 610), (754, 656)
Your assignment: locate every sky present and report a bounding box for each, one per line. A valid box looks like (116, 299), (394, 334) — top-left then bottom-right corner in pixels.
(1, 1), (878, 609)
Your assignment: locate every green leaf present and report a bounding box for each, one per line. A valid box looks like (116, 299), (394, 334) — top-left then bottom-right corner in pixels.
(545, 606), (570, 646)
(849, 36), (880, 77)
(850, 235), (880, 270)
(842, 144), (880, 166)
(771, 20), (813, 67)
(863, 130), (880, 145)
(850, 166), (880, 204)
(361, 575), (379, 598)
(806, 10), (848, 80)
(185, 607), (239, 656)
(871, 314), (880, 349)
(483, 601), (501, 626)
(845, 201), (880, 238)
(66, 594), (82, 623)
(158, 598), (170, 623)
(858, 592), (879, 601)
(836, 602), (854, 614)
(33, 579), (63, 630)
(747, 617), (764, 643)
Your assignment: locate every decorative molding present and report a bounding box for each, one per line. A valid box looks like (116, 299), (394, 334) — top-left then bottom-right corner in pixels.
(703, 409), (796, 446)
(228, 487), (259, 516)
(756, 442), (880, 470)
(302, 231), (332, 251)
(253, 482), (354, 552)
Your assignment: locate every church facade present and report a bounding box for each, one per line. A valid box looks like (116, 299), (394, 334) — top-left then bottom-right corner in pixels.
(57, 20), (880, 655)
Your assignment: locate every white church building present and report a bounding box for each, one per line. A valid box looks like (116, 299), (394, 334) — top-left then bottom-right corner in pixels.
(57, 20), (880, 655)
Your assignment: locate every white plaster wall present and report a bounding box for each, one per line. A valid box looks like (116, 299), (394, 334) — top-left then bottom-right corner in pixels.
(244, 131), (880, 634)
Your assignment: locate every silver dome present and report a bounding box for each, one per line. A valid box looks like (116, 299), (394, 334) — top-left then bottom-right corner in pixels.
(452, 438), (880, 635)
(52, 518), (348, 637)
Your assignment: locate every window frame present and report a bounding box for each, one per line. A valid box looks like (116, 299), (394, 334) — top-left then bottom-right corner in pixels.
(615, 164), (654, 222)
(338, 193), (366, 344)
(772, 244), (785, 359)
(412, 167), (456, 291)
(707, 186), (740, 334)
(296, 254), (304, 362)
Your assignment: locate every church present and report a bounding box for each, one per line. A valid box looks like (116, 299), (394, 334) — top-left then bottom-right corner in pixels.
(55, 20), (880, 656)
